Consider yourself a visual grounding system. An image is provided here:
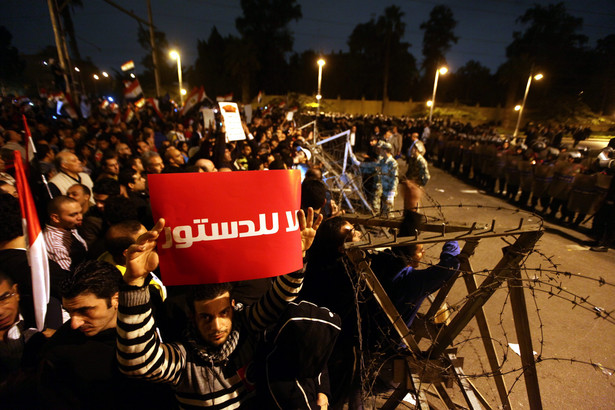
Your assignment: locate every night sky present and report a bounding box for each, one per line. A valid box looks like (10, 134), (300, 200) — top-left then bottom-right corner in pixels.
(3, 0), (615, 74)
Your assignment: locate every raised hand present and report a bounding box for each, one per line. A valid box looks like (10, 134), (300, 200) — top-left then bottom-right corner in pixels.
(124, 218), (165, 287)
(298, 207), (323, 256)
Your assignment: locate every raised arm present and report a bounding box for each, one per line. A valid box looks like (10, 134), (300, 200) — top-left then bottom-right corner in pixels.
(116, 218), (186, 384)
(245, 208), (322, 331)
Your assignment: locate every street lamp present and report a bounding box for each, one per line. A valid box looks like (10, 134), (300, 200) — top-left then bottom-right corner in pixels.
(170, 50), (184, 105)
(316, 58), (325, 115)
(428, 66), (448, 124)
(102, 71), (109, 78)
(74, 66), (85, 94)
(513, 73), (544, 138)
(92, 74), (99, 95)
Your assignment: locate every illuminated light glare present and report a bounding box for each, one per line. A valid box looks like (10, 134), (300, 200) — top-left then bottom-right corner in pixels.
(74, 67), (80, 72)
(439, 67), (448, 75)
(514, 105), (522, 111)
(317, 58), (326, 67)
(102, 71), (109, 78)
(180, 88), (187, 96)
(130, 73), (136, 79)
(426, 100), (433, 107)
(43, 61), (48, 66)
(29, 102), (34, 106)
(169, 50), (179, 60)
(534, 73), (543, 81)
(108, 97), (114, 102)
(93, 74), (100, 80)
(316, 94), (322, 100)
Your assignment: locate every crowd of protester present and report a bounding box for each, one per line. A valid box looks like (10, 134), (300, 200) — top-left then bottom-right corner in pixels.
(0, 93), (612, 408)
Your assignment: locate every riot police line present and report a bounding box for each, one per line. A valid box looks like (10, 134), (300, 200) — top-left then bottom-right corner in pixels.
(423, 129), (615, 244)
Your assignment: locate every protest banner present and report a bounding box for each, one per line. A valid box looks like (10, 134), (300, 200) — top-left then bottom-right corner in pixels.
(148, 170), (302, 285)
(218, 102), (246, 142)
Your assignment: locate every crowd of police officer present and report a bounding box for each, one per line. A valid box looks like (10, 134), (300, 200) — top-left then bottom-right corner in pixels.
(424, 128), (615, 252)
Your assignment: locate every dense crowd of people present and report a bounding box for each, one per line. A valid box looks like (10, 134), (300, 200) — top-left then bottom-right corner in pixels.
(0, 93), (612, 408)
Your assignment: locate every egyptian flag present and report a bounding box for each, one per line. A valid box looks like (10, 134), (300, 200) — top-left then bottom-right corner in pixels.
(180, 86), (206, 116)
(123, 105), (135, 123)
(147, 98), (164, 120)
(22, 115), (35, 170)
(123, 79), (143, 101)
(14, 151), (50, 331)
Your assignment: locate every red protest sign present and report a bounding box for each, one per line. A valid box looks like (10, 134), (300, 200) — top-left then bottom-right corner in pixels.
(148, 170), (302, 285)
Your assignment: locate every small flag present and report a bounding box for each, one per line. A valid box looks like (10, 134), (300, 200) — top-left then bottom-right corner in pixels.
(121, 60), (135, 72)
(123, 79), (143, 100)
(147, 97), (164, 120)
(134, 97), (146, 110)
(123, 106), (134, 123)
(14, 151), (50, 331)
(180, 86), (206, 116)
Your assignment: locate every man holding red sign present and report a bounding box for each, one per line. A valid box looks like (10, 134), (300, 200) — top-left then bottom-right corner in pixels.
(116, 208), (328, 409)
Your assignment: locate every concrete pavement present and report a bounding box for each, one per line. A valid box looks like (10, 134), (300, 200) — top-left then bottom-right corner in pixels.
(366, 164), (615, 409)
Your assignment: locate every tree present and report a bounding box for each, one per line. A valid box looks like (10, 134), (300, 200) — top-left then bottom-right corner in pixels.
(235, 0), (302, 94)
(347, 5), (417, 102)
(224, 36), (260, 103)
(420, 5), (458, 76)
(502, 3), (589, 117)
(379, 6), (406, 105)
(137, 24), (175, 96)
(450, 60), (503, 106)
(0, 26), (25, 84)
(593, 35), (615, 113)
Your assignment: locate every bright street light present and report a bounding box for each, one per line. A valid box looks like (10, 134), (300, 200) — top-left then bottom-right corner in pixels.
(513, 72), (544, 138)
(130, 73), (136, 79)
(514, 105), (522, 111)
(169, 50), (184, 105)
(102, 71), (109, 78)
(426, 100), (433, 107)
(93, 74), (100, 80)
(428, 66), (448, 124)
(181, 88), (187, 96)
(316, 58), (326, 116)
(74, 67), (80, 73)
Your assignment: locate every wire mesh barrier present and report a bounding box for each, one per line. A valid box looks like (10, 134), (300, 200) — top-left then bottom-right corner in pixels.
(305, 126), (615, 409)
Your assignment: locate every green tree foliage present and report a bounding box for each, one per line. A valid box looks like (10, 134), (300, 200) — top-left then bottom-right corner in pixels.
(0, 26), (25, 84)
(593, 35), (615, 113)
(420, 5), (458, 76)
(347, 5), (417, 101)
(502, 3), (591, 117)
(235, 0), (302, 94)
(189, 28), (259, 103)
(451, 60), (502, 106)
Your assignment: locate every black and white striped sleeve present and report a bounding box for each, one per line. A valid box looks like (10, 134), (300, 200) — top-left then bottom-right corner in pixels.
(116, 286), (185, 385)
(245, 263), (306, 332)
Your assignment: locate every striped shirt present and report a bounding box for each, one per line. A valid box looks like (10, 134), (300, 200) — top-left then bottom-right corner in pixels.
(117, 267), (305, 409)
(43, 224), (88, 271)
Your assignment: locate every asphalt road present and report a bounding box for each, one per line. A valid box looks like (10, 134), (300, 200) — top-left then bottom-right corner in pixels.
(368, 161), (615, 409)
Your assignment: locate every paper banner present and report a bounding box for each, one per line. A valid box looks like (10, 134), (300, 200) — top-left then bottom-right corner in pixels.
(218, 102), (246, 142)
(148, 170), (302, 285)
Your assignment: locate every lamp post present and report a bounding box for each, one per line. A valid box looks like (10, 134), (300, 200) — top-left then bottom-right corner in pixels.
(74, 66), (85, 94)
(316, 58), (325, 116)
(513, 73), (543, 138)
(92, 73), (100, 96)
(170, 50), (184, 105)
(428, 66), (448, 124)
